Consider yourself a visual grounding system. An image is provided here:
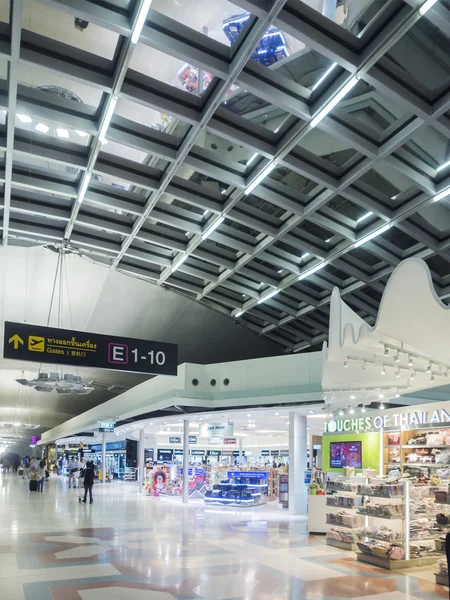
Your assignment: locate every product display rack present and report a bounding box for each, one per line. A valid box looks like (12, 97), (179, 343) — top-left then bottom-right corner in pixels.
(356, 480), (450, 570)
(204, 470), (269, 507)
(325, 478), (366, 551)
(278, 473), (288, 509)
(383, 428), (450, 477)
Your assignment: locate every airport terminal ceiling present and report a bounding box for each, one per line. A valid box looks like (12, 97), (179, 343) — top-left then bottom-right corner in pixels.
(0, 2), (447, 374)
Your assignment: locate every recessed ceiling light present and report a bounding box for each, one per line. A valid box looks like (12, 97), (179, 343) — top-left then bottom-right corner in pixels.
(275, 412), (279, 416)
(277, 269), (283, 274)
(56, 128), (69, 138)
(76, 130), (89, 138)
(247, 413), (251, 417)
(286, 420), (290, 424)
(35, 123), (49, 133)
(17, 114), (32, 123)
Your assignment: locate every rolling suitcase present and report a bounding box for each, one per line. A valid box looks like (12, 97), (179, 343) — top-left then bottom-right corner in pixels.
(29, 479), (38, 492)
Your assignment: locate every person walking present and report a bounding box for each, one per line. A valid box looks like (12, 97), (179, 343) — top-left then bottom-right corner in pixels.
(37, 460), (46, 492)
(69, 457), (79, 488)
(81, 461), (95, 504)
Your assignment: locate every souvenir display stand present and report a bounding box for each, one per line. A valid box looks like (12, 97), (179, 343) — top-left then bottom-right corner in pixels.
(324, 477), (366, 549)
(356, 479), (450, 570)
(278, 473), (289, 509)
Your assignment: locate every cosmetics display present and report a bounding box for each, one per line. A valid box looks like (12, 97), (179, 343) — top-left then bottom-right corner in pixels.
(204, 471), (269, 507)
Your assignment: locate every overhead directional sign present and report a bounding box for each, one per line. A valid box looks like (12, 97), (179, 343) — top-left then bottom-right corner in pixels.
(4, 322), (178, 376)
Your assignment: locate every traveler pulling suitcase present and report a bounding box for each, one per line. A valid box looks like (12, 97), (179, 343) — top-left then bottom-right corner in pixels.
(29, 479), (38, 492)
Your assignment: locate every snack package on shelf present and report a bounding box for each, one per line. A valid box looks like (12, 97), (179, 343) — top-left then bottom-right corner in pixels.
(358, 483), (404, 497)
(357, 539), (404, 560)
(356, 525), (403, 543)
(358, 503), (405, 518)
(436, 558), (449, 577)
(326, 511), (365, 528)
(326, 527), (357, 544)
(387, 432), (401, 446)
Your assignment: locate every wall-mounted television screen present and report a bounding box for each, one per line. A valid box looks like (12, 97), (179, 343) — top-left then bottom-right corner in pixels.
(330, 441), (362, 469)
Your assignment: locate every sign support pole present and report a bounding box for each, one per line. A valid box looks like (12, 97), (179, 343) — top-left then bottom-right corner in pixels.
(182, 419), (189, 504)
(102, 432), (106, 484)
(139, 427), (145, 493)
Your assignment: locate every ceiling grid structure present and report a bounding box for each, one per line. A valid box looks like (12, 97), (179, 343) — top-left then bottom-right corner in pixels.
(0, 0), (448, 353)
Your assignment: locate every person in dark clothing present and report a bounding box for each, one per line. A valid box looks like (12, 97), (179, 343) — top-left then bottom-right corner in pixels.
(81, 461), (95, 504)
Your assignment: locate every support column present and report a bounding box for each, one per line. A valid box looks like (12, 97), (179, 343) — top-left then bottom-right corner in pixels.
(138, 427), (145, 492)
(289, 413), (308, 515)
(182, 419), (189, 504)
(239, 438), (243, 465)
(102, 431), (106, 484)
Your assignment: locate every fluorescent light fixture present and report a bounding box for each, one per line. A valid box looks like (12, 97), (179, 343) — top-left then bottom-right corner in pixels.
(98, 95), (118, 142)
(311, 63), (338, 91)
(419, 0), (439, 16)
(131, 0), (153, 44)
(354, 223), (391, 248)
(201, 216), (225, 240)
(235, 311), (243, 318)
(76, 130), (89, 138)
(203, 210), (209, 217)
(13, 422), (21, 427)
(310, 76), (359, 128)
(436, 159), (450, 173)
(434, 187), (450, 202)
(17, 114), (32, 123)
(357, 211), (373, 223)
(246, 153), (258, 166)
(78, 172), (92, 203)
(56, 128), (69, 138)
(298, 262), (325, 281)
(257, 288), (279, 304)
(35, 123), (49, 133)
(244, 162), (276, 195)
(171, 253), (187, 273)
(301, 252), (310, 259)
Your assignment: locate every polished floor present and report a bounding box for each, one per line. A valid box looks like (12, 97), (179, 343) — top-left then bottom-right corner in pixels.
(0, 472), (447, 599)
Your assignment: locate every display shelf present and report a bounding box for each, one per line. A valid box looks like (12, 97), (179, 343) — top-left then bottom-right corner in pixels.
(205, 470), (269, 508)
(356, 493), (404, 499)
(402, 445), (450, 449)
(326, 517), (363, 529)
(356, 511), (404, 521)
(326, 538), (357, 551)
(357, 553), (443, 570)
(358, 533), (404, 544)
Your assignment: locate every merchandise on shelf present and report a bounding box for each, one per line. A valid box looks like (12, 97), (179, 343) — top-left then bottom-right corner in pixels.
(279, 473), (288, 509)
(204, 470), (269, 507)
(326, 495), (360, 509)
(357, 539), (405, 560)
(357, 503), (405, 519)
(436, 558), (448, 578)
(326, 511), (364, 528)
(326, 527), (357, 544)
(357, 482), (404, 498)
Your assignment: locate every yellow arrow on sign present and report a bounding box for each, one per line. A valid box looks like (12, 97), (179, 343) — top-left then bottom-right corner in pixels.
(8, 334), (24, 350)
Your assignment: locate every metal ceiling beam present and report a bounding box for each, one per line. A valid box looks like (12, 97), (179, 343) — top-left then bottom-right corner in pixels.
(3, 0), (23, 245)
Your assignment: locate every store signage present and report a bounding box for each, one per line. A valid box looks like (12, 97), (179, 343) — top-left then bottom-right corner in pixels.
(228, 471), (263, 479)
(169, 437), (181, 444)
(223, 437), (237, 445)
(222, 450), (233, 457)
(271, 450), (280, 456)
(98, 421), (115, 433)
(200, 422), (233, 438)
(157, 449), (173, 461)
(280, 450), (289, 456)
(189, 436), (197, 444)
(191, 449), (205, 456)
(313, 444), (322, 450)
(232, 450), (245, 456)
(326, 407), (450, 433)
(30, 435), (40, 445)
(261, 450), (270, 456)
(3, 321), (178, 376)
(206, 450), (221, 456)
(174, 449), (184, 456)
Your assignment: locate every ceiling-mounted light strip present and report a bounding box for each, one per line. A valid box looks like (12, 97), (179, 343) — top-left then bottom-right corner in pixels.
(433, 187), (450, 202)
(246, 153), (259, 166)
(257, 288), (279, 304)
(436, 159), (450, 173)
(244, 162), (276, 196)
(310, 76), (359, 128)
(354, 223), (391, 248)
(98, 95), (118, 142)
(78, 172), (92, 204)
(131, 0), (153, 44)
(311, 63), (338, 92)
(170, 253), (187, 274)
(201, 216), (225, 240)
(235, 311), (243, 318)
(298, 262), (326, 281)
(419, 0), (439, 16)
(357, 211), (373, 223)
